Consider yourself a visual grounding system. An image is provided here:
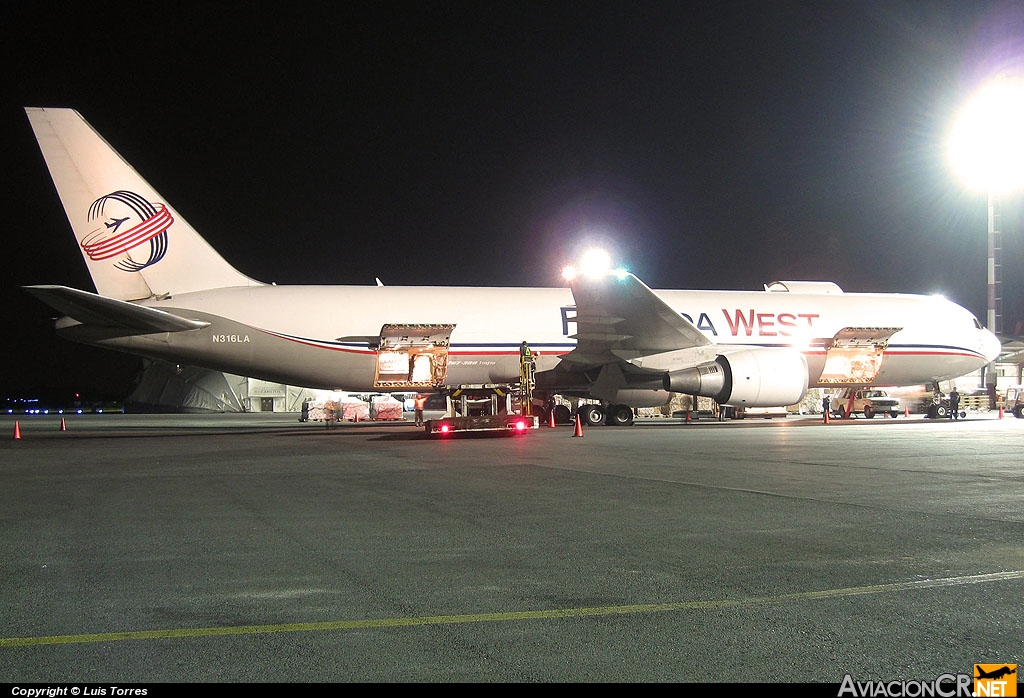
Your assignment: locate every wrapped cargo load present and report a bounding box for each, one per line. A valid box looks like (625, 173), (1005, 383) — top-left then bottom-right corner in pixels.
(371, 395), (404, 421)
(340, 399), (370, 421)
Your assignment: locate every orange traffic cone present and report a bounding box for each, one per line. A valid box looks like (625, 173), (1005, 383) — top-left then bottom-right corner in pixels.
(13, 420), (21, 439)
(572, 413), (584, 437)
(999, 405), (1004, 419)
(60, 417), (67, 431)
(823, 408), (830, 424)
(549, 409), (556, 428)
(685, 410), (692, 424)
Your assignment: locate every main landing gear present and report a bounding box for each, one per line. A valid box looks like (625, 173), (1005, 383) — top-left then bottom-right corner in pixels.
(578, 403), (635, 427)
(538, 397), (635, 427)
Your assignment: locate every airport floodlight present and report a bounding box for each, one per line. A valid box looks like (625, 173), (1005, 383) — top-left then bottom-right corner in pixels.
(948, 78), (1024, 193)
(948, 76), (1024, 394)
(563, 249), (629, 282)
(580, 248), (613, 277)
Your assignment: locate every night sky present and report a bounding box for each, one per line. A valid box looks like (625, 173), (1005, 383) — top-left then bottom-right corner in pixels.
(3, 2), (1024, 400)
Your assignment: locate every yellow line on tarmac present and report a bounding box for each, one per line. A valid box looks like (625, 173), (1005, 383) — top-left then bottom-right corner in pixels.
(3, 570), (1022, 648)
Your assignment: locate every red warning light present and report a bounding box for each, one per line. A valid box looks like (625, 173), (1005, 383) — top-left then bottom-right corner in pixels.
(514, 420), (528, 431)
(440, 424), (450, 434)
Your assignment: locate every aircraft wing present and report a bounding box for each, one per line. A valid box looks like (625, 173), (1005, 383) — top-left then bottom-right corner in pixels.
(24, 285), (210, 333)
(560, 271), (711, 366)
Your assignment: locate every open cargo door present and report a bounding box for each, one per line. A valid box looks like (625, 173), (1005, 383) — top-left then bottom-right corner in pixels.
(373, 324), (454, 389)
(818, 327), (901, 385)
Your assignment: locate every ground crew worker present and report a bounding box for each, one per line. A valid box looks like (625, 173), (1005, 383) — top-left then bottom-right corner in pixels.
(948, 388), (960, 420)
(414, 394), (428, 426)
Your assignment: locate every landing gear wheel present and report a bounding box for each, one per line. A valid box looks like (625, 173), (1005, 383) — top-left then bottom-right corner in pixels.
(864, 406), (874, 419)
(580, 404), (605, 426)
(553, 404), (572, 425)
(608, 404), (634, 426)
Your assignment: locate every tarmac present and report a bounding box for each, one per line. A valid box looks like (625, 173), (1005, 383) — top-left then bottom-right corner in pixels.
(1, 410), (1022, 683)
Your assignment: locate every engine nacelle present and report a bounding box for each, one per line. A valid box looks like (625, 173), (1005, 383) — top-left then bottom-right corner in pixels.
(663, 348), (808, 406)
(608, 389), (673, 408)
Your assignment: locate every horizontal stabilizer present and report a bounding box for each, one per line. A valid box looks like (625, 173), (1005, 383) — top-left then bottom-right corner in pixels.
(24, 285), (210, 333)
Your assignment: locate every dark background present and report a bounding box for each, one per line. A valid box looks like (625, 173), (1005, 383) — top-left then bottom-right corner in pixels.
(3, 2), (1023, 400)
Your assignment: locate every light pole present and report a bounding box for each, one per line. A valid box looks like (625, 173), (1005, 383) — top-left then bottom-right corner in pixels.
(948, 78), (1024, 398)
(986, 192), (1002, 337)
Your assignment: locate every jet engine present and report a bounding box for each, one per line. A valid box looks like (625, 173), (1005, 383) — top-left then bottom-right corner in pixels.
(663, 348), (808, 407)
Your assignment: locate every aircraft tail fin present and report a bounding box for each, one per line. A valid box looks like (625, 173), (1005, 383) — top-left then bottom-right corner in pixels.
(25, 107), (260, 301)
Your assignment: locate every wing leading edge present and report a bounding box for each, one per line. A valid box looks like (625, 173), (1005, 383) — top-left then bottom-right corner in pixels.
(561, 271), (711, 366)
(543, 271), (712, 404)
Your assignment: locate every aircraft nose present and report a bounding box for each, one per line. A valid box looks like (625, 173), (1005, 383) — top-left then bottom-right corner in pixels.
(981, 328), (1002, 362)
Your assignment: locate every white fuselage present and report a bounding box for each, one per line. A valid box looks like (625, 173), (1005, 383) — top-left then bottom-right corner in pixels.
(69, 283), (997, 392)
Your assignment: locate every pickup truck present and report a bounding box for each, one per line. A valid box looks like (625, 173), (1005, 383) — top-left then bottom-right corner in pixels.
(829, 388), (900, 419)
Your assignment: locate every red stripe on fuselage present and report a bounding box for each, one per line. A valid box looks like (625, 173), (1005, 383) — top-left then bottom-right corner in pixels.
(253, 328), (983, 362)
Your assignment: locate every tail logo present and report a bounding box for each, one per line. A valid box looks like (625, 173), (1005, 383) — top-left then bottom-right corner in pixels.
(81, 190), (173, 272)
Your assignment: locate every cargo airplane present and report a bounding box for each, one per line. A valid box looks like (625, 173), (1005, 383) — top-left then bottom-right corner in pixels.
(24, 108), (1001, 425)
